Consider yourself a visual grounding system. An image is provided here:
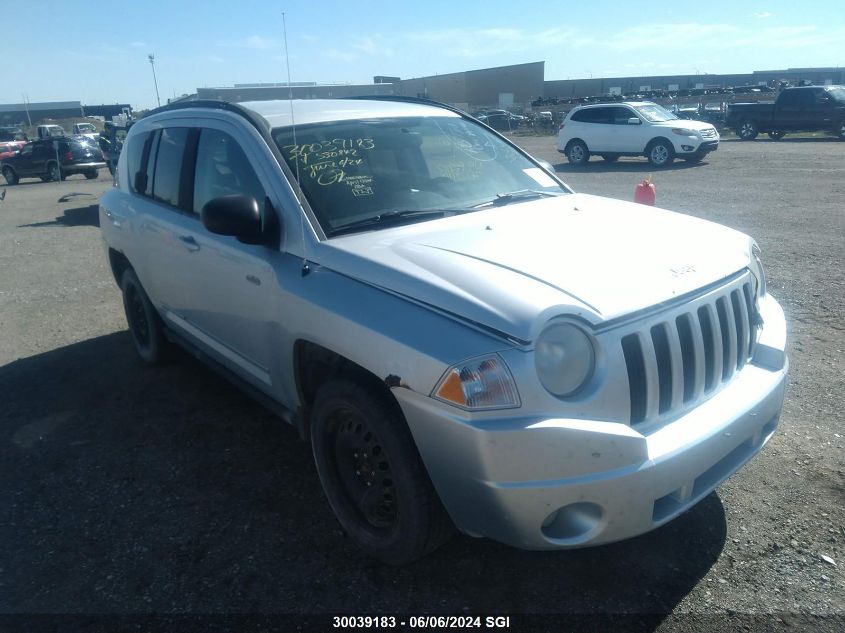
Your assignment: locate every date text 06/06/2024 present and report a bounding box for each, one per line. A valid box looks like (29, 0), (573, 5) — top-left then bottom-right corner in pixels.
(332, 615), (512, 629)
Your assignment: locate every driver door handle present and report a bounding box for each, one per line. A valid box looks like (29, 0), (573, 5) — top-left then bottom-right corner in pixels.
(178, 235), (200, 252)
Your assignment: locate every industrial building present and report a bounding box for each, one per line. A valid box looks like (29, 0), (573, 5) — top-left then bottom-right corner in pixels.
(398, 61), (545, 110)
(0, 101), (83, 127)
(184, 61), (545, 111)
(544, 67), (845, 101)
(193, 82), (397, 102)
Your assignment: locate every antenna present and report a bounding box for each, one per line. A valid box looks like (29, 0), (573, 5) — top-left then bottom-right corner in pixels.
(282, 11), (310, 277)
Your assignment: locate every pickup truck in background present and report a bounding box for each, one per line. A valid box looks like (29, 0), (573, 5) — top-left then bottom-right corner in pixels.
(727, 86), (845, 140)
(36, 124), (67, 140)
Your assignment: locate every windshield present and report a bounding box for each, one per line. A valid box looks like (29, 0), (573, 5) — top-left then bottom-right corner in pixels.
(828, 87), (845, 103)
(77, 123), (96, 133)
(273, 115), (568, 236)
(634, 104), (679, 122)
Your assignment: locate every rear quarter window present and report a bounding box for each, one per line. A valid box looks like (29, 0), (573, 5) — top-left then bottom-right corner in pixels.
(125, 131), (149, 194)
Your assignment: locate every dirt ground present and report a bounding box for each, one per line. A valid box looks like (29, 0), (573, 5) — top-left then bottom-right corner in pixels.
(0, 138), (842, 632)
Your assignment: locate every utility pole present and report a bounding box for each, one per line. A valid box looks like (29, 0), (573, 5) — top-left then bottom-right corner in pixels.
(148, 54), (161, 107)
(21, 93), (32, 129)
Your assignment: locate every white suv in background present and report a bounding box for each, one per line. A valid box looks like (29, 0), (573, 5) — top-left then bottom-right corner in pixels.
(556, 102), (720, 167)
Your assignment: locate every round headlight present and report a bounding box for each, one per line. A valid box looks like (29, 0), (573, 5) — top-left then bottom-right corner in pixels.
(535, 323), (595, 397)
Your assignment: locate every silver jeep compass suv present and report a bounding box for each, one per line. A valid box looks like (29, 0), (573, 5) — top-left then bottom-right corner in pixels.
(100, 98), (787, 564)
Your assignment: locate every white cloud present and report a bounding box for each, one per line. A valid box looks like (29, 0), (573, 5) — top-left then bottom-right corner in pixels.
(324, 48), (357, 63)
(130, 41), (147, 48)
(755, 11), (774, 18)
(244, 35), (279, 50)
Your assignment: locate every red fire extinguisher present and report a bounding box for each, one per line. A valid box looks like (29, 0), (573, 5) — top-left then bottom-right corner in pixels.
(634, 175), (656, 206)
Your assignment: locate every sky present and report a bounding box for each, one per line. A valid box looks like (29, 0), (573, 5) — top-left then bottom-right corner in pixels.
(5, 0), (844, 110)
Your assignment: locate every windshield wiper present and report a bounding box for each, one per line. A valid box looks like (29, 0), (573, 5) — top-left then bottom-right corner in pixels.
(472, 189), (564, 209)
(329, 209), (453, 236)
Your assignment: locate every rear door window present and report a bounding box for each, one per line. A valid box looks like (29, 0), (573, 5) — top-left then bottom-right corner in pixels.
(151, 127), (189, 208)
(125, 131), (149, 193)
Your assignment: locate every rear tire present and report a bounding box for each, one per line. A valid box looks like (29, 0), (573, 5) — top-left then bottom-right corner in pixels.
(2, 166), (17, 185)
(311, 379), (453, 564)
(768, 131), (785, 140)
(84, 169), (98, 180)
(121, 268), (170, 365)
(647, 140), (675, 167)
(738, 120), (758, 140)
(565, 140), (590, 165)
(47, 161), (61, 182)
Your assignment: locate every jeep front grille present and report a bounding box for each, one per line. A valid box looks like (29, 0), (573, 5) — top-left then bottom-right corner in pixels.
(621, 276), (757, 426)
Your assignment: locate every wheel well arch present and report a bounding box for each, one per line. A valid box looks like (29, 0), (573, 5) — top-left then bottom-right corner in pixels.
(293, 339), (404, 436)
(644, 136), (673, 153)
(108, 248), (132, 287)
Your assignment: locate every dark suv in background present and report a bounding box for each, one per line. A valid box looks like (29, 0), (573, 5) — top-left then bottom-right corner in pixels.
(1, 137), (106, 184)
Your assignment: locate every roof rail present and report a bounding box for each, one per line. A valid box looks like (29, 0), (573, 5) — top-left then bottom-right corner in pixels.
(344, 94), (474, 119)
(143, 99), (271, 135)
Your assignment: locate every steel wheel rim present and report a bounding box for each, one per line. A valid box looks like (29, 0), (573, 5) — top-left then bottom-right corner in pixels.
(651, 145), (669, 164)
(329, 407), (397, 530)
(570, 145), (584, 162)
(128, 286), (150, 347)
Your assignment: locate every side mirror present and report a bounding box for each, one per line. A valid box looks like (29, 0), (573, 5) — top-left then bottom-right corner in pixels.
(201, 194), (263, 244)
(628, 117), (642, 125)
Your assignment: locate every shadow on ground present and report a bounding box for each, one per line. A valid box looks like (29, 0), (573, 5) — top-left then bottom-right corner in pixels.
(0, 333), (727, 620)
(18, 203), (99, 228)
(555, 158), (709, 174)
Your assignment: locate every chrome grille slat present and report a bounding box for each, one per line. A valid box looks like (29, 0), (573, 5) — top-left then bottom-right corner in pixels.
(733, 288), (750, 371)
(721, 295), (738, 379)
(621, 273), (757, 426)
(688, 311), (707, 402)
(703, 302), (723, 391)
(664, 320), (685, 411)
(639, 331), (661, 423)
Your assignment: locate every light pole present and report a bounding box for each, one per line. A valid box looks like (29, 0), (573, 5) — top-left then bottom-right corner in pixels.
(148, 54), (161, 107)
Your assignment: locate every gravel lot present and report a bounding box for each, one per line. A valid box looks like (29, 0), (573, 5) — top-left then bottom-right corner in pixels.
(0, 139), (843, 631)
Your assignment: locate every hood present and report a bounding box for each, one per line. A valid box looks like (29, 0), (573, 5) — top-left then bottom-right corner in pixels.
(652, 119), (716, 132)
(316, 193), (751, 342)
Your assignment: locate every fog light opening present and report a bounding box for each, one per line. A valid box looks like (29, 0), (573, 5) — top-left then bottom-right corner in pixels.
(681, 145), (694, 151)
(541, 502), (604, 543)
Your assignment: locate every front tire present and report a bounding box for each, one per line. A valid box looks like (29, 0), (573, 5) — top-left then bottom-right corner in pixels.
(121, 268), (170, 364)
(311, 379), (453, 564)
(47, 161), (61, 182)
(837, 120), (845, 140)
(647, 140), (675, 167)
(2, 166), (17, 185)
(565, 140), (590, 165)
(738, 120), (758, 140)
(768, 131), (785, 140)
(84, 169), (98, 180)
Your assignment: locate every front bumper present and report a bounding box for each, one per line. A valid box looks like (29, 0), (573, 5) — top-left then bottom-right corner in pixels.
(394, 293), (787, 550)
(676, 140), (719, 157)
(62, 161), (106, 174)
